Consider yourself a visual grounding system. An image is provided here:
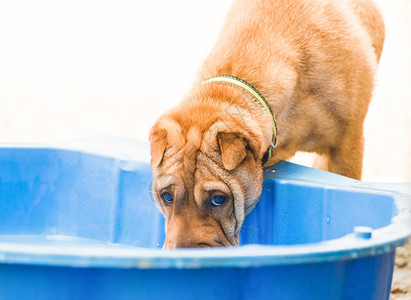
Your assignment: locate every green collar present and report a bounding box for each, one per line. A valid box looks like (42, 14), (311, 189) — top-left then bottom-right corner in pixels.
(202, 75), (277, 163)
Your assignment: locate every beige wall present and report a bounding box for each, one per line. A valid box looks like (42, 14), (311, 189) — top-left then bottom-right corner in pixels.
(363, 0), (411, 181)
(0, 0), (409, 182)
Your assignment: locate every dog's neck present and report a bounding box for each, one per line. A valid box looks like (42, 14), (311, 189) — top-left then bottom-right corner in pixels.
(179, 82), (275, 164)
(186, 63), (298, 165)
(202, 75), (278, 162)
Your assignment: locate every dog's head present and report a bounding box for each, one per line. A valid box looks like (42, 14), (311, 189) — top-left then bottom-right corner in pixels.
(149, 94), (272, 248)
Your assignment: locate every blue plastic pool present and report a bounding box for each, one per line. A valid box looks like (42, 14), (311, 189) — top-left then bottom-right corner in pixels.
(0, 138), (410, 300)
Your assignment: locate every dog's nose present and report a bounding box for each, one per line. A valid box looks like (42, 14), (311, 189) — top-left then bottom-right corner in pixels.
(163, 235), (232, 249)
(163, 213), (232, 249)
(163, 239), (212, 249)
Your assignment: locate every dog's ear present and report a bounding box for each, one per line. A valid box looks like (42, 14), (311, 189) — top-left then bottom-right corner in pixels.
(149, 126), (167, 167)
(217, 132), (247, 170)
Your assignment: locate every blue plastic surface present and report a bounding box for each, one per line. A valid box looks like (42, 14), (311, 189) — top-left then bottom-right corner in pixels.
(0, 138), (410, 300)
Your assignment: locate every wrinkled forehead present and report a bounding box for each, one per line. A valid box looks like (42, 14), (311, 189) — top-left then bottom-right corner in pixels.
(154, 124), (213, 177)
(154, 147), (230, 190)
(153, 123), (244, 198)
(194, 153), (233, 199)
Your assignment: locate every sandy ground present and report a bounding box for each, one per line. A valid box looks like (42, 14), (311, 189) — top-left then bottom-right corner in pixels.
(0, 0), (409, 298)
(391, 245), (411, 299)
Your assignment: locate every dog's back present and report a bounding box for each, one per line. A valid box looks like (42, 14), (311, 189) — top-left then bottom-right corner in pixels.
(197, 0), (385, 179)
(348, 0), (385, 61)
(201, 0), (384, 80)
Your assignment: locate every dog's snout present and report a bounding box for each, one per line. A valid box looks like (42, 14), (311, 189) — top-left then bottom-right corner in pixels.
(163, 239), (213, 249)
(163, 233), (232, 249)
(163, 216), (231, 249)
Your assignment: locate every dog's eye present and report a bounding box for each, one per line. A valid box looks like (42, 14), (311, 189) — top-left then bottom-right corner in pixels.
(160, 192), (174, 204)
(211, 195), (225, 206)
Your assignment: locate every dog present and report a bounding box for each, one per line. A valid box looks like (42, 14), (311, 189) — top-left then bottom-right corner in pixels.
(149, 0), (385, 248)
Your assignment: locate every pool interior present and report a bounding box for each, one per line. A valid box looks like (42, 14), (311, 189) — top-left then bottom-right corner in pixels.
(241, 181), (396, 245)
(0, 148), (398, 249)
